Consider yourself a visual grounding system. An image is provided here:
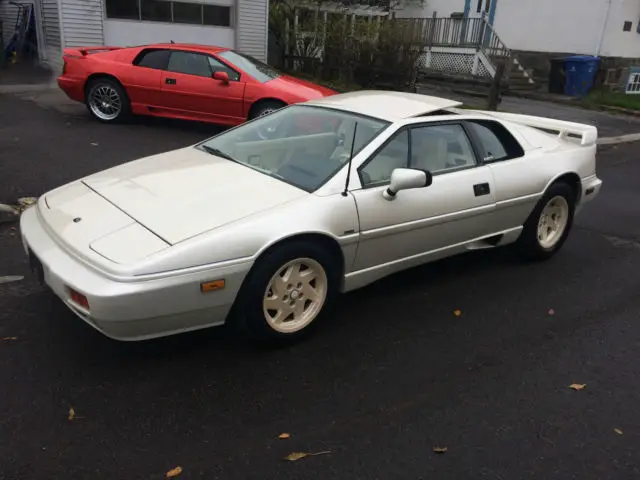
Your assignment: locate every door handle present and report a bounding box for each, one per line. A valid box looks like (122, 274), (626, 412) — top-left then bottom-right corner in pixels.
(165, 78), (177, 85)
(473, 183), (491, 197)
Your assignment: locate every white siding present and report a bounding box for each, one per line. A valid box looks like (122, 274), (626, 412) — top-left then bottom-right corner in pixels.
(60, 0), (103, 47)
(0, 0), (19, 46)
(236, 0), (268, 61)
(41, 0), (62, 73)
(494, 0), (640, 58)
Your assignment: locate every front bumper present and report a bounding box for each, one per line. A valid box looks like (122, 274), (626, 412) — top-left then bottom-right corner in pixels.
(19, 206), (253, 341)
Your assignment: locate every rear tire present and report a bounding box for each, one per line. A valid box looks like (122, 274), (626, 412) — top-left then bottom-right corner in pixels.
(85, 77), (131, 123)
(516, 182), (576, 261)
(234, 241), (340, 346)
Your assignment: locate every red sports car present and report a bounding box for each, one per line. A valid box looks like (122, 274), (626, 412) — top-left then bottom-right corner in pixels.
(58, 43), (337, 125)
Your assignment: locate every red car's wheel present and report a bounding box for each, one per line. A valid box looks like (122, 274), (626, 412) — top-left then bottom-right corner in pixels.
(85, 77), (131, 123)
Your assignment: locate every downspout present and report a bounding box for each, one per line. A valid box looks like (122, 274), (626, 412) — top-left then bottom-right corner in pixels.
(595, 0), (612, 57)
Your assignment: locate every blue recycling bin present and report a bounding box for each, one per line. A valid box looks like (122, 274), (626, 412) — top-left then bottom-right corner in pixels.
(563, 55), (600, 97)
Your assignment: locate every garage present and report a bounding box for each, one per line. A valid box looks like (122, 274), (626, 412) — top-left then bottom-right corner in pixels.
(1, 0), (269, 76)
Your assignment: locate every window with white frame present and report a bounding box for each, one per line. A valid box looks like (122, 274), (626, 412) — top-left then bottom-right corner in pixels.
(105, 0), (232, 27)
(627, 72), (640, 94)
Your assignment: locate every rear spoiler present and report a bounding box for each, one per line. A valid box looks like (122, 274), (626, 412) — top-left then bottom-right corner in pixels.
(463, 110), (598, 147)
(63, 46), (123, 57)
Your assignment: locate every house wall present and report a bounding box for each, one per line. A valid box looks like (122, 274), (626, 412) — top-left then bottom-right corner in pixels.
(494, 0), (640, 58)
(104, 20), (235, 48)
(236, 0), (268, 61)
(41, 0), (63, 73)
(103, 0), (235, 50)
(0, 0), (20, 46)
(61, 0), (104, 47)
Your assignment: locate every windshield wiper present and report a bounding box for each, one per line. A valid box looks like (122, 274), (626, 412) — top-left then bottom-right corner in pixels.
(200, 145), (238, 163)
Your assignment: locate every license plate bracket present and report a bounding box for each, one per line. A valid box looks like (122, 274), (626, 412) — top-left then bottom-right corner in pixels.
(28, 248), (44, 285)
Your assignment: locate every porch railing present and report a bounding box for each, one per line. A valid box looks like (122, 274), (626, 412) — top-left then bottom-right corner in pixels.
(424, 17), (510, 57)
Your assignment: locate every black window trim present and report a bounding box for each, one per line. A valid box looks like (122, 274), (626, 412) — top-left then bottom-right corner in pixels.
(356, 119), (484, 190)
(462, 119), (525, 164)
(104, 0), (234, 28)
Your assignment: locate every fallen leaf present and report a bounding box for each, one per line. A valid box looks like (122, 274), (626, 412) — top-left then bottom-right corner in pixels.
(433, 446), (448, 454)
(614, 428), (623, 435)
(548, 308), (555, 316)
(285, 452), (308, 461)
(453, 309), (462, 317)
(2, 336), (18, 341)
(279, 433), (291, 439)
(68, 407), (75, 421)
(166, 466), (183, 478)
(569, 383), (586, 391)
(284, 450), (330, 462)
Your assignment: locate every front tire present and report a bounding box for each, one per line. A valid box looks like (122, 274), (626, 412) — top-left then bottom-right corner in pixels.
(85, 78), (131, 123)
(249, 100), (286, 140)
(234, 241), (340, 345)
(516, 182), (576, 261)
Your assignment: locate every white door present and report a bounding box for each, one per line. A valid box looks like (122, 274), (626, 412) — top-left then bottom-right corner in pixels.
(351, 122), (497, 272)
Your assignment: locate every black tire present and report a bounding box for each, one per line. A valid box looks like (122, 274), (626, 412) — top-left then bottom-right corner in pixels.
(84, 77), (131, 124)
(249, 100), (286, 120)
(233, 241), (340, 346)
(516, 182), (576, 261)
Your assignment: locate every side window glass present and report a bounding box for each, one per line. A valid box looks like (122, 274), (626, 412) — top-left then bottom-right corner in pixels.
(466, 121), (509, 161)
(135, 49), (170, 70)
(167, 51), (212, 77)
(360, 129), (409, 188)
(208, 56), (240, 81)
(411, 124), (476, 174)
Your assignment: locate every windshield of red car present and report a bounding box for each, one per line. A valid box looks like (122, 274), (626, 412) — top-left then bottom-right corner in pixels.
(197, 105), (390, 192)
(218, 50), (280, 83)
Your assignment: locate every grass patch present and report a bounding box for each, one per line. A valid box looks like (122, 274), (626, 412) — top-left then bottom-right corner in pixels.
(582, 90), (640, 111)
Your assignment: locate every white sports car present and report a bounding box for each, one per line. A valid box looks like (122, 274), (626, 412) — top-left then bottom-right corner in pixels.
(20, 91), (602, 344)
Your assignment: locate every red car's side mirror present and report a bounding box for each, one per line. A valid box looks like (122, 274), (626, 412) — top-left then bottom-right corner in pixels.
(213, 71), (230, 84)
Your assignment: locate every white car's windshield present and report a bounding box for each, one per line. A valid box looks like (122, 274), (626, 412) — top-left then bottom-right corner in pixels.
(197, 105), (390, 192)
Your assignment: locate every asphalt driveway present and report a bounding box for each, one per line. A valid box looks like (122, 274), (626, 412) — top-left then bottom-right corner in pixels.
(1, 92), (640, 480)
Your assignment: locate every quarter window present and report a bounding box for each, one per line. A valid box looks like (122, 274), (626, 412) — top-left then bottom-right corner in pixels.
(410, 124), (476, 173)
(465, 120), (524, 161)
(134, 49), (170, 70)
(360, 129), (409, 188)
(168, 51), (212, 77)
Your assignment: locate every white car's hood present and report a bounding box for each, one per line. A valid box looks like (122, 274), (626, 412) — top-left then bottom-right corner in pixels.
(80, 147), (307, 245)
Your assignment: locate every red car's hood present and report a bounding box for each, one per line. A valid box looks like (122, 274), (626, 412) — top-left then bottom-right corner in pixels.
(266, 75), (337, 100)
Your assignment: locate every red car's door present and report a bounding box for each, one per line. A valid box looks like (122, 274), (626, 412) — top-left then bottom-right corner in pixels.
(160, 50), (245, 123)
(121, 48), (168, 109)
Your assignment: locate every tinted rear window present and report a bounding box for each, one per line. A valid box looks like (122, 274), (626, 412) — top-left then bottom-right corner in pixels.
(134, 49), (170, 70)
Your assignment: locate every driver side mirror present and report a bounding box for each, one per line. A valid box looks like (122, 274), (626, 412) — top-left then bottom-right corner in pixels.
(213, 71), (230, 84)
(383, 168), (432, 201)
